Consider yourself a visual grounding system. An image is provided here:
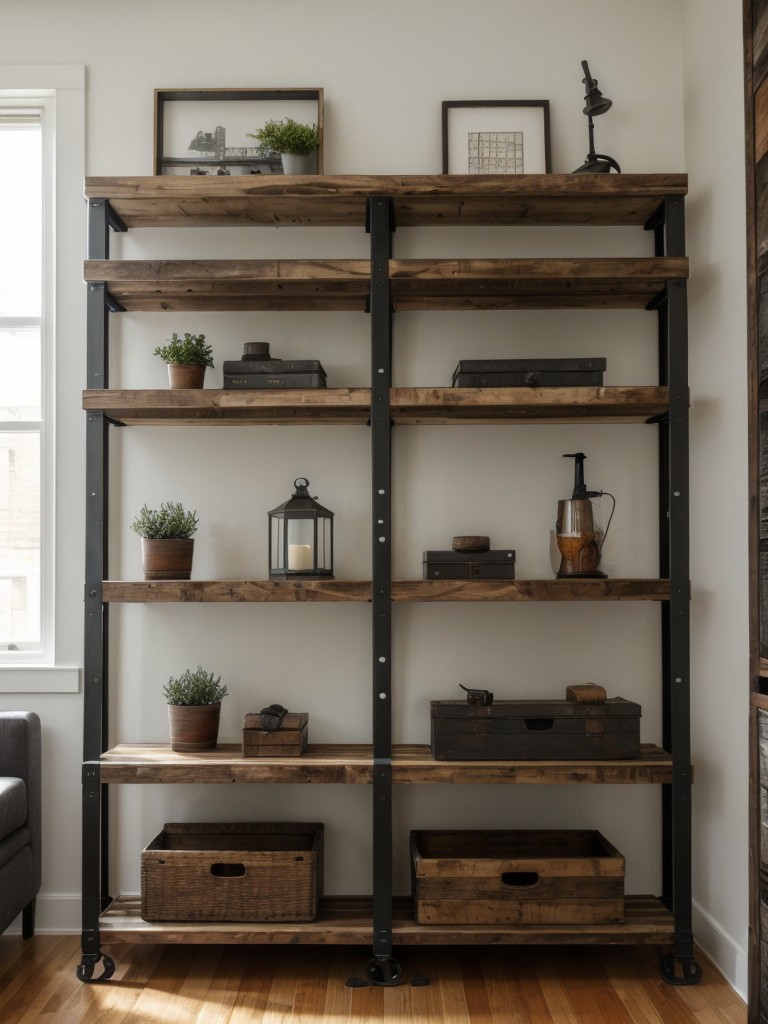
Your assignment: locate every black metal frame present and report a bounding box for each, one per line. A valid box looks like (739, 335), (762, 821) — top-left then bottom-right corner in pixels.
(79, 185), (697, 987)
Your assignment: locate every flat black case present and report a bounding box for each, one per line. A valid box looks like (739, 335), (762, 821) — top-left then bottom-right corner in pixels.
(452, 357), (606, 388)
(223, 371), (327, 389)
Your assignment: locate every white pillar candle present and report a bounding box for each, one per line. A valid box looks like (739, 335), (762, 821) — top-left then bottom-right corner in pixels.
(288, 544), (313, 570)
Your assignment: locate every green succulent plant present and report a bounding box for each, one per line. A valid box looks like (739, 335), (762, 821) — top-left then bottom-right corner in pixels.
(163, 667), (228, 706)
(153, 332), (214, 368)
(130, 502), (199, 540)
(247, 118), (320, 156)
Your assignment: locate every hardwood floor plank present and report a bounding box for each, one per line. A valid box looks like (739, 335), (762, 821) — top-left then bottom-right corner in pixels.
(0, 937), (746, 1024)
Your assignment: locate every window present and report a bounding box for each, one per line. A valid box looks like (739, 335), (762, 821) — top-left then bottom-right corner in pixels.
(0, 111), (45, 655)
(0, 66), (84, 687)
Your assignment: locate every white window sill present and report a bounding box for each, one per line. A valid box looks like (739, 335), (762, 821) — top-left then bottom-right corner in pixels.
(0, 666), (80, 693)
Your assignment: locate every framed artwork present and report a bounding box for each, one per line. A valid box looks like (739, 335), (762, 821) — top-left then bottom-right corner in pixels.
(153, 88), (324, 176)
(441, 100), (551, 174)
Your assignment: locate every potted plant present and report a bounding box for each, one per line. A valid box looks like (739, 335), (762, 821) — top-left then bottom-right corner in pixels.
(153, 332), (214, 389)
(163, 667), (229, 752)
(247, 118), (320, 174)
(131, 501), (199, 580)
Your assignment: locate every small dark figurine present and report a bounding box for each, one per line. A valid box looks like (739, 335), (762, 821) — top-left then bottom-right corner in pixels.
(459, 684), (494, 706)
(259, 704), (288, 731)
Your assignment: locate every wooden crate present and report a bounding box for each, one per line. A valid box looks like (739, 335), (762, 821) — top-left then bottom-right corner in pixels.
(410, 829), (625, 925)
(141, 822), (323, 922)
(242, 712), (308, 757)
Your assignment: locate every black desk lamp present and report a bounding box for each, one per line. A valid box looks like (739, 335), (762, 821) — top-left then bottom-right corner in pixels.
(572, 60), (621, 174)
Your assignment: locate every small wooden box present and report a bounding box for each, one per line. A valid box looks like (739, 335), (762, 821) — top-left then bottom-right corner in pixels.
(430, 697), (641, 760)
(141, 822), (323, 922)
(423, 549), (516, 580)
(410, 829), (624, 925)
(242, 712), (308, 757)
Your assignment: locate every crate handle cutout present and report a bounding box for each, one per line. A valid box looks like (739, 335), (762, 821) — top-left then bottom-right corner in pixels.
(524, 718), (554, 731)
(501, 871), (540, 887)
(210, 863), (246, 877)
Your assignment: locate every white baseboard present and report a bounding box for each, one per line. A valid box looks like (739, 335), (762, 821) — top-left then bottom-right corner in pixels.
(4, 894), (81, 935)
(692, 899), (748, 1001)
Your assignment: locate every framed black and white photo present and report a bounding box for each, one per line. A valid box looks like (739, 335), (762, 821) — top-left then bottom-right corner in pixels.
(441, 100), (551, 174)
(153, 88), (324, 176)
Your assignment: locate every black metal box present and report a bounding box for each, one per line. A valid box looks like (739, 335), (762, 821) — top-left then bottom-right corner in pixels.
(452, 357), (605, 388)
(423, 549), (516, 580)
(430, 697), (641, 760)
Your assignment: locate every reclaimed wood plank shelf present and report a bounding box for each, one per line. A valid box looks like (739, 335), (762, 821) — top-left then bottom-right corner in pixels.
(93, 742), (674, 786)
(98, 578), (672, 603)
(80, 174), (694, 982)
(97, 894), (675, 946)
(83, 173), (688, 228)
(83, 257), (687, 313)
(82, 386), (671, 426)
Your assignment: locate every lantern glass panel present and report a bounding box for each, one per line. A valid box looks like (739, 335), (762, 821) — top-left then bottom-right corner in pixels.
(271, 516), (285, 573)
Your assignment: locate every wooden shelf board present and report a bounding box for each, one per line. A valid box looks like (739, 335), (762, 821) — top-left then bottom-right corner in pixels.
(101, 579), (372, 603)
(390, 258), (687, 311)
(84, 174), (687, 229)
(84, 388), (372, 426)
(100, 579), (672, 603)
(391, 387), (670, 424)
(83, 387), (670, 426)
(83, 256), (686, 313)
(84, 259), (371, 312)
(92, 743), (673, 785)
(391, 579), (672, 601)
(97, 894), (675, 946)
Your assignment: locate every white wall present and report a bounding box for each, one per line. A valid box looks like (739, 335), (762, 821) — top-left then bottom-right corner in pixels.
(0, 0), (749, 999)
(682, 0), (750, 993)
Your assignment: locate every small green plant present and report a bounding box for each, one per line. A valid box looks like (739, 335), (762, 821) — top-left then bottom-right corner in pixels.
(153, 332), (214, 368)
(247, 118), (320, 156)
(163, 666), (228, 706)
(130, 502), (199, 540)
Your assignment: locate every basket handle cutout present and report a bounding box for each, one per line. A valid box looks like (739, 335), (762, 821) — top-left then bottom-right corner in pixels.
(501, 871), (539, 888)
(211, 863), (246, 877)
(524, 718), (554, 731)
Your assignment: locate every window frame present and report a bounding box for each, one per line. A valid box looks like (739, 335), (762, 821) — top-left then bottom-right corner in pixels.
(0, 65), (84, 691)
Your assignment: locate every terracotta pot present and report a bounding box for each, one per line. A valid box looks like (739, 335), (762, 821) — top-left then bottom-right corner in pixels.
(167, 363), (206, 389)
(140, 538), (194, 580)
(167, 702), (221, 752)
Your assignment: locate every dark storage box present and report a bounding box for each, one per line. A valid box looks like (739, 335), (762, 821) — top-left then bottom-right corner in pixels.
(141, 822), (323, 922)
(430, 697), (641, 760)
(423, 549), (516, 580)
(223, 370), (327, 389)
(452, 357), (605, 388)
(242, 712), (309, 757)
(411, 829), (625, 925)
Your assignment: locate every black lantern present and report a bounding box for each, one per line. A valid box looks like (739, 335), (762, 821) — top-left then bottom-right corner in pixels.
(572, 60), (621, 174)
(268, 478), (334, 578)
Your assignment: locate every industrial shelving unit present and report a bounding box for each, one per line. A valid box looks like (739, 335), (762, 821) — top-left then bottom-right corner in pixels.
(78, 173), (698, 985)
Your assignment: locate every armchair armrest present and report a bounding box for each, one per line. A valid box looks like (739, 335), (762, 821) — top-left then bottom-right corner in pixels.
(0, 712), (41, 892)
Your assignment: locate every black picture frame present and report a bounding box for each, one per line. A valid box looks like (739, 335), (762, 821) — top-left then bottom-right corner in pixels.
(441, 100), (551, 174)
(153, 87), (324, 176)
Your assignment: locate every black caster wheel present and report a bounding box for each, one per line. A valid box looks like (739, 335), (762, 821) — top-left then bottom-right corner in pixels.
(365, 956), (402, 987)
(76, 953), (116, 983)
(659, 953), (703, 985)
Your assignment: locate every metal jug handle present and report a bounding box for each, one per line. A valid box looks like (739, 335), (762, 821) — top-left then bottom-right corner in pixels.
(596, 491), (616, 551)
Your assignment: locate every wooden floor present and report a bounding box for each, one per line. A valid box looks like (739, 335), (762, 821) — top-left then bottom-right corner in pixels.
(0, 935), (747, 1023)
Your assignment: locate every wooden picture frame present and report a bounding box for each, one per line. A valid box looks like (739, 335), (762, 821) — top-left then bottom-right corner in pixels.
(153, 88), (324, 176)
(442, 100), (551, 174)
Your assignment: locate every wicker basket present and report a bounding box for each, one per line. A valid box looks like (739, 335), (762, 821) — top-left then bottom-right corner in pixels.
(141, 822), (323, 922)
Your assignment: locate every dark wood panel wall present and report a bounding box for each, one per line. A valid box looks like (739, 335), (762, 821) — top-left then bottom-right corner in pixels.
(745, 2), (768, 1020)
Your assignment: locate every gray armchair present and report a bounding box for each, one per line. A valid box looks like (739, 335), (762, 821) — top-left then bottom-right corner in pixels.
(0, 712), (41, 937)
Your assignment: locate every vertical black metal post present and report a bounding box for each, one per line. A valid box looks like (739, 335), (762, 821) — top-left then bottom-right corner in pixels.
(82, 199), (111, 963)
(367, 197), (395, 973)
(660, 197), (696, 971)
